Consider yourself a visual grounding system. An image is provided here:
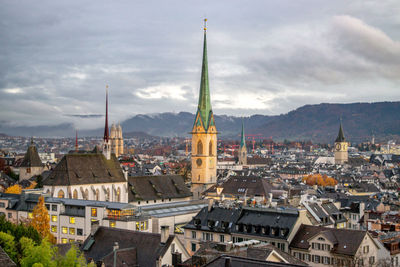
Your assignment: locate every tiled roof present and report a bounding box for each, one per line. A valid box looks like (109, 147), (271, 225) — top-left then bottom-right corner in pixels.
(82, 227), (174, 267)
(20, 144), (43, 167)
(290, 224), (367, 256)
(43, 153), (125, 186)
(128, 175), (191, 201)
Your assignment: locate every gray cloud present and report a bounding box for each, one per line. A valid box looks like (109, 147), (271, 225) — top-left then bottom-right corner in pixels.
(0, 0), (399, 129)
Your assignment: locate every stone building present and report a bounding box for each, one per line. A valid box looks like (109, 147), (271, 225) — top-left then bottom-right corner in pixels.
(334, 123), (348, 165)
(19, 139), (46, 181)
(110, 123), (124, 157)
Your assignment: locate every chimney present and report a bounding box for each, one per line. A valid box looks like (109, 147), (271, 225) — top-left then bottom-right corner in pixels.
(91, 220), (100, 236)
(113, 242), (119, 251)
(160, 226), (169, 244)
(224, 257), (231, 267)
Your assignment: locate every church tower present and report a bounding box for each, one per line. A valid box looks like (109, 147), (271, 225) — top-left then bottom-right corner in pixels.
(238, 120), (247, 165)
(191, 19), (217, 199)
(118, 123), (124, 155)
(334, 122), (348, 164)
(103, 87), (111, 160)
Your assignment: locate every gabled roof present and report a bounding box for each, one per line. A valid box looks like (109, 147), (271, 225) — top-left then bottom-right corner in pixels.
(82, 227), (174, 267)
(206, 176), (272, 198)
(43, 153), (125, 186)
(290, 224), (367, 256)
(128, 175), (191, 201)
(20, 142), (43, 168)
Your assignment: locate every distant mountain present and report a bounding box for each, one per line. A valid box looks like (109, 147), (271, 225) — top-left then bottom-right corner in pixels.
(1, 101), (399, 143)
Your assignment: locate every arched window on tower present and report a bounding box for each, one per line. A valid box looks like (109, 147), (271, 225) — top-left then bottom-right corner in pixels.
(84, 189), (89, 200)
(197, 140), (203, 155)
(117, 188), (121, 202)
(73, 189), (78, 199)
(209, 141), (213, 156)
(106, 188), (110, 201)
(58, 190), (65, 198)
(95, 189), (100, 201)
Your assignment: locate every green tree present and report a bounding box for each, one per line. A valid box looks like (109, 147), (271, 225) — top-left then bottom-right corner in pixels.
(56, 245), (88, 267)
(0, 231), (17, 263)
(20, 237), (57, 267)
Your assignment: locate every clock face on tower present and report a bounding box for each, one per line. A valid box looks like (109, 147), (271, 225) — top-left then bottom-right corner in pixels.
(335, 143), (341, 151)
(196, 158), (202, 167)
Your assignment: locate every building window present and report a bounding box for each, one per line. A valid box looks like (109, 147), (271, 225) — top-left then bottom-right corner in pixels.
(110, 221), (116, 228)
(191, 243), (196, 252)
(91, 208), (97, 217)
(95, 189), (100, 201)
(0, 202), (7, 208)
(62, 227), (68, 234)
(369, 256), (375, 265)
(45, 204), (50, 210)
(69, 228), (75, 235)
(77, 228), (83, 236)
(197, 141), (203, 155)
(116, 188), (121, 202)
(220, 235), (224, 243)
(28, 213), (33, 219)
(51, 215), (57, 222)
(192, 231), (196, 239)
(202, 232), (213, 241)
(51, 226), (57, 233)
(106, 188), (110, 202)
(61, 238), (68, 244)
(69, 217), (75, 224)
(58, 190), (65, 198)
(7, 213), (12, 219)
(363, 245), (369, 253)
(209, 141), (213, 156)
(73, 190), (78, 199)
(69, 239), (75, 243)
(52, 205), (57, 211)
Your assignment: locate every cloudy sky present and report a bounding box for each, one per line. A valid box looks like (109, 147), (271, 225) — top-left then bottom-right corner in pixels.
(1, 0), (400, 129)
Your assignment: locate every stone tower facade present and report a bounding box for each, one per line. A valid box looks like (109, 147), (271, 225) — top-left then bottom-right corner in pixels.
(334, 123), (348, 165)
(238, 121), (247, 165)
(191, 20), (217, 199)
(110, 123), (124, 157)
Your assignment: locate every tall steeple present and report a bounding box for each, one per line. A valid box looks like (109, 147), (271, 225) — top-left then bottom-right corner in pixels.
(195, 18), (214, 131)
(103, 86), (111, 160)
(238, 119), (247, 165)
(335, 122), (346, 142)
(191, 19), (217, 199)
(334, 120), (348, 165)
(104, 87), (110, 142)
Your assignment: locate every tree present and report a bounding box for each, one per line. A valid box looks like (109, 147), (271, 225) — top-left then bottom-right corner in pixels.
(30, 196), (55, 243)
(20, 237), (57, 267)
(55, 244), (88, 267)
(0, 231), (17, 263)
(5, 184), (22, 194)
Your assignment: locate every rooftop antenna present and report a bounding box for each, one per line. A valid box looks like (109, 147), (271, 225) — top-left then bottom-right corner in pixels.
(75, 130), (78, 152)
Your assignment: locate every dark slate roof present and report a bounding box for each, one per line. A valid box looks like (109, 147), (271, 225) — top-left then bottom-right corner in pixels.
(290, 224), (367, 256)
(102, 247), (137, 267)
(128, 175), (191, 202)
(347, 157), (367, 166)
(247, 245), (307, 266)
(233, 208), (299, 240)
(205, 255), (306, 267)
(206, 176), (273, 197)
(82, 227), (173, 267)
(308, 203), (329, 220)
(247, 157), (272, 165)
(0, 247), (16, 267)
(43, 153), (125, 186)
(183, 206), (242, 234)
(20, 143), (43, 167)
(335, 123), (346, 142)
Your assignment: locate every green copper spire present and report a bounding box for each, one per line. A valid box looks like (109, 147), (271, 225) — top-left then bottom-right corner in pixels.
(240, 119), (246, 148)
(196, 19), (213, 130)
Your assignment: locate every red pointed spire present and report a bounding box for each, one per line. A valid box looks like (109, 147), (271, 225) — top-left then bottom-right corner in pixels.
(75, 130), (78, 152)
(104, 87), (109, 142)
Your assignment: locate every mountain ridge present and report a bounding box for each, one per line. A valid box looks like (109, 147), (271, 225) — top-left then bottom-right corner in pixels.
(1, 101), (399, 143)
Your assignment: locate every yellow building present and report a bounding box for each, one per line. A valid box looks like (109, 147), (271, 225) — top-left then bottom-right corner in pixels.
(191, 20), (217, 199)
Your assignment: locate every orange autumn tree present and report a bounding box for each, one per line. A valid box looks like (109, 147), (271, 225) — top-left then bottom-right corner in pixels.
(30, 196), (56, 243)
(302, 174), (338, 187)
(5, 184), (22, 194)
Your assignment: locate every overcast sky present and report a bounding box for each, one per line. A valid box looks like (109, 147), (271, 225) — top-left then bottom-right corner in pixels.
(1, 0), (400, 130)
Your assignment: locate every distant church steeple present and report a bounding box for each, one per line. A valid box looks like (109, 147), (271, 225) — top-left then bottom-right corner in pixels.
(334, 121), (348, 164)
(191, 19), (217, 199)
(238, 119), (247, 165)
(103, 86), (111, 160)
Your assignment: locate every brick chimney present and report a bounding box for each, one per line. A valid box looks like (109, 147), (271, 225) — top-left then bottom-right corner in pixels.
(160, 225), (169, 244)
